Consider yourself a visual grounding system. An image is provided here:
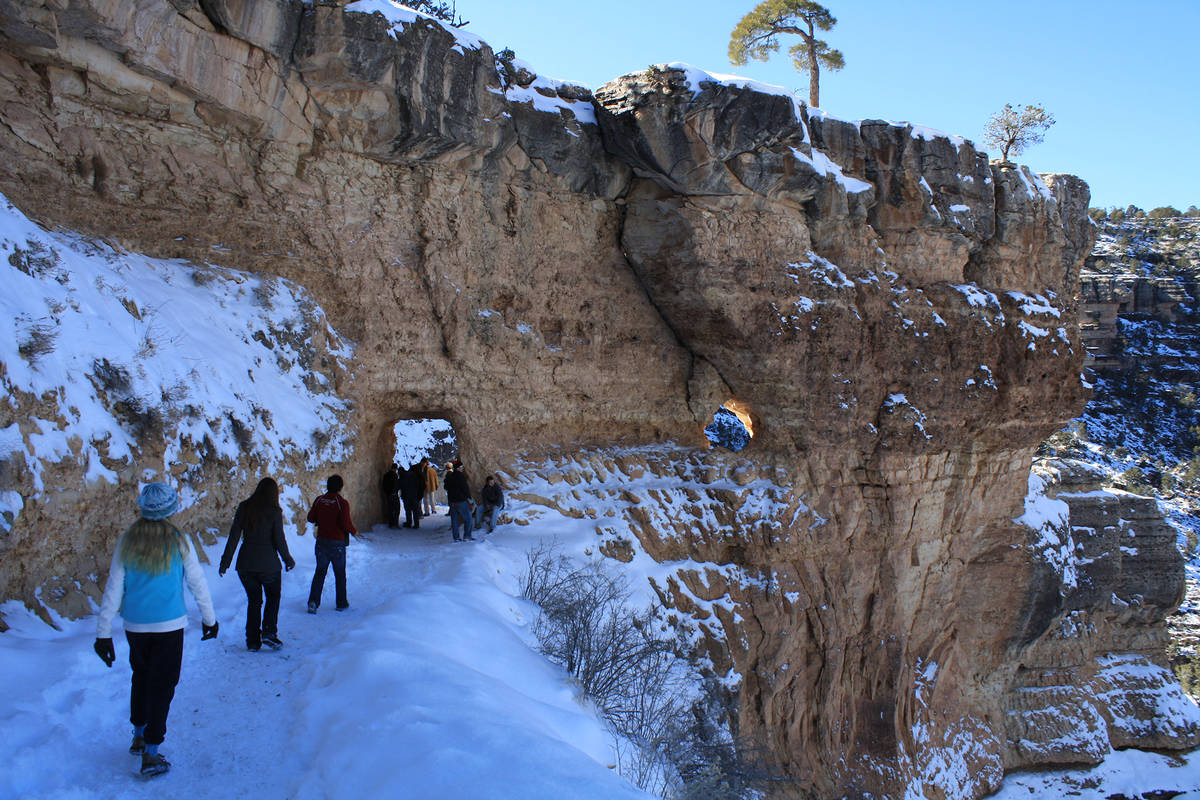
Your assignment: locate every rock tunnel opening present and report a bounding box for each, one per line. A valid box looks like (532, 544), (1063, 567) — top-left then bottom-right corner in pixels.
(704, 400), (754, 452)
(383, 417), (460, 514)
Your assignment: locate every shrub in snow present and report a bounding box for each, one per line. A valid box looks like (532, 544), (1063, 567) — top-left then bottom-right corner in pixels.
(521, 543), (773, 798)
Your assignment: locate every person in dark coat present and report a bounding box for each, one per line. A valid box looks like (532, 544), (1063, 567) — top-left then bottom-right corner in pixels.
(444, 459), (474, 542)
(219, 477), (296, 651)
(380, 464), (401, 529)
(401, 462), (424, 528)
(474, 474), (504, 533)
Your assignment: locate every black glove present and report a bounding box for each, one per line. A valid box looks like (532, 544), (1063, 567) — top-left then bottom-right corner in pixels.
(201, 621), (219, 640)
(284, 558), (295, 571)
(94, 638), (115, 667)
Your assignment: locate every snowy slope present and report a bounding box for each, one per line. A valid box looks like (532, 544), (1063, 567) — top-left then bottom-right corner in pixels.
(0, 191), (351, 530)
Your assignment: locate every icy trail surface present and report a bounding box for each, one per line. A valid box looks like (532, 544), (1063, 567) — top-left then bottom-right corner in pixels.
(0, 513), (651, 800)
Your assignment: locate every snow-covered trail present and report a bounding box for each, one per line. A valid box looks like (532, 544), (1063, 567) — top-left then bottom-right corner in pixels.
(0, 512), (652, 800)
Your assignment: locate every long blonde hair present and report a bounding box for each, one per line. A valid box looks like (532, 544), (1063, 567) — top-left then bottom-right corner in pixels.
(119, 518), (186, 574)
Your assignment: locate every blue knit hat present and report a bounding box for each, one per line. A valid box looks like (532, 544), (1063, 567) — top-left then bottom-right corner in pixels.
(137, 482), (179, 520)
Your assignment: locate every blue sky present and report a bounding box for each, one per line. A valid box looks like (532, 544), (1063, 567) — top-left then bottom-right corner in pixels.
(461, 0), (1198, 211)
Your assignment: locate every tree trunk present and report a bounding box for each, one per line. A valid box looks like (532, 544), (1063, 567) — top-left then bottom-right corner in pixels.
(809, 40), (819, 107)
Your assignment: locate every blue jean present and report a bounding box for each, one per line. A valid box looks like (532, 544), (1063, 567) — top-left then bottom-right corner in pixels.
(308, 539), (347, 609)
(450, 501), (474, 540)
(474, 504), (498, 533)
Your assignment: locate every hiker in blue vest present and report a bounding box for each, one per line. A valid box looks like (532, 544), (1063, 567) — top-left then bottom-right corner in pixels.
(94, 482), (219, 778)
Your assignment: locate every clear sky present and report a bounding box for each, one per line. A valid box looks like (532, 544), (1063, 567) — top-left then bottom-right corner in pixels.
(458, 0), (1198, 211)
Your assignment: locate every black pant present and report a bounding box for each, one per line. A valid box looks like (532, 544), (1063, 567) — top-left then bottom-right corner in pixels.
(385, 493), (400, 527)
(403, 495), (422, 527)
(126, 629), (184, 746)
(239, 570), (282, 647)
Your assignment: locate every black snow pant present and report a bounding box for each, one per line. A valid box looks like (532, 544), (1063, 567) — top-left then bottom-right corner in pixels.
(403, 494), (422, 528)
(126, 628), (184, 746)
(385, 493), (401, 528)
(239, 569), (282, 648)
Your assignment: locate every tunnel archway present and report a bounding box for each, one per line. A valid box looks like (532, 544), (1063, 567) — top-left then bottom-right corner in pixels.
(367, 414), (466, 529)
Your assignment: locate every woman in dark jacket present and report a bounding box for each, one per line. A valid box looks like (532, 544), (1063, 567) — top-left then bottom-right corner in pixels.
(219, 477), (295, 651)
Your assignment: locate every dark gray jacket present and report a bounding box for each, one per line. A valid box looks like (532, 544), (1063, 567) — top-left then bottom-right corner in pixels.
(220, 502), (294, 573)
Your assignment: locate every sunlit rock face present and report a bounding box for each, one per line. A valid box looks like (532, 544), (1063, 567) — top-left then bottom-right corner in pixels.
(2, 2), (1192, 797)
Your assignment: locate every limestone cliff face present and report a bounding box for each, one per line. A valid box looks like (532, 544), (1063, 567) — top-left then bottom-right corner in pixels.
(0, 2), (1190, 797)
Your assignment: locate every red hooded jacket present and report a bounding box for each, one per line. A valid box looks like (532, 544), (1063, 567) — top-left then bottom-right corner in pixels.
(307, 492), (357, 543)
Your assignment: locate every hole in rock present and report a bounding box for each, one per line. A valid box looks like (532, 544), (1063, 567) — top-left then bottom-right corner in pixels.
(704, 402), (754, 452)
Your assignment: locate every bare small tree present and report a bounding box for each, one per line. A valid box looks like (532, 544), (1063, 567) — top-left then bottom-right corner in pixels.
(983, 103), (1056, 163)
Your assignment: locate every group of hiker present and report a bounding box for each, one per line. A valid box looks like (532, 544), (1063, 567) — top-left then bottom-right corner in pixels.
(380, 458), (438, 529)
(380, 459), (504, 541)
(92, 455), (504, 777)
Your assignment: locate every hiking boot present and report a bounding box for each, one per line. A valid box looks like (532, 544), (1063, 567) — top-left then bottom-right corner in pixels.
(262, 634), (283, 649)
(335, 604), (349, 612)
(140, 752), (170, 777)
(307, 602), (317, 614)
(247, 643), (261, 652)
(129, 735), (145, 755)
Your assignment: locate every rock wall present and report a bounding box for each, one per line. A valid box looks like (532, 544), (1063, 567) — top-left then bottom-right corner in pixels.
(0, 2), (1192, 797)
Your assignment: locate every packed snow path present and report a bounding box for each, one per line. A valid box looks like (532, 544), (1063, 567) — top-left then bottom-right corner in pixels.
(0, 513), (652, 800)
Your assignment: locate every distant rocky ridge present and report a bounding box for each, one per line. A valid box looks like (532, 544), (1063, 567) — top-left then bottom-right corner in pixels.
(1080, 217), (1200, 372)
(1066, 216), (1200, 705)
(0, 2), (1195, 797)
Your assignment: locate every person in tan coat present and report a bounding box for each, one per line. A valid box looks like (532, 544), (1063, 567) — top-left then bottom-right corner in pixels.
(421, 458), (439, 516)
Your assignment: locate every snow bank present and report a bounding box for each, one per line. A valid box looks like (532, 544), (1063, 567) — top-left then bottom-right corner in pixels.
(0, 192), (351, 523)
(992, 747), (1200, 799)
(345, 0), (484, 52)
(1015, 470), (1078, 588)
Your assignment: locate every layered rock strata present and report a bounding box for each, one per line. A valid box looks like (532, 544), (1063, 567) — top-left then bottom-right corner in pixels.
(0, 2), (1192, 797)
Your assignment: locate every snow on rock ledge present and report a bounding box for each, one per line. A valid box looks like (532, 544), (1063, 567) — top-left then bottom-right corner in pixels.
(0, 193), (352, 625)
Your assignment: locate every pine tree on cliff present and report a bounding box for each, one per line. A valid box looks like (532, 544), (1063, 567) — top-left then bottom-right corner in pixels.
(728, 0), (844, 108)
(408, 0), (468, 27)
(983, 103), (1056, 163)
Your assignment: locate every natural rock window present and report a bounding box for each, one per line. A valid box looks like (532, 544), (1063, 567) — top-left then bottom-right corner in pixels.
(704, 403), (754, 451)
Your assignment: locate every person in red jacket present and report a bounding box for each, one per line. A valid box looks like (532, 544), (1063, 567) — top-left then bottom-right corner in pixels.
(306, 474), (357, 614)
